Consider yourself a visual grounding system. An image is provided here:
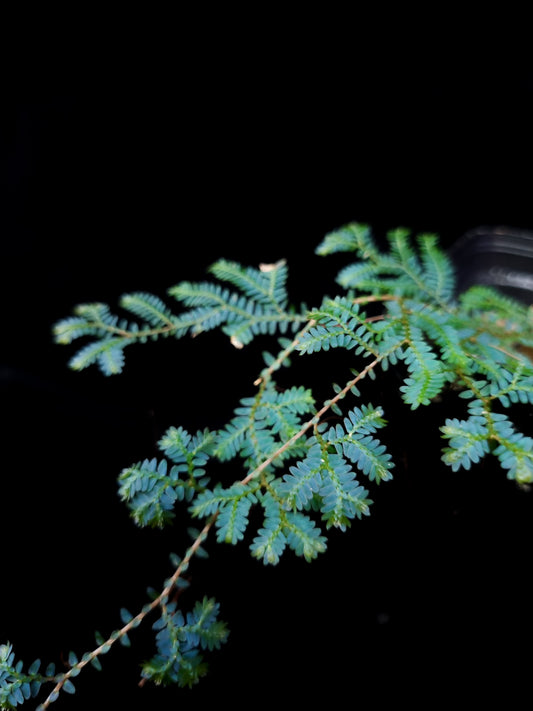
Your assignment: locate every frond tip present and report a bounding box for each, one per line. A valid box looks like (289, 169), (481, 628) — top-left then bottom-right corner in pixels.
(317, 222), (456, 306)
(141, 597), (229, 688)
(249, 492), (328, 564)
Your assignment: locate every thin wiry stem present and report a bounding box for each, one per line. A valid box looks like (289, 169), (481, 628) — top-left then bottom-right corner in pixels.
(37, 516), (218, 710)
(242, 354), (384, 487)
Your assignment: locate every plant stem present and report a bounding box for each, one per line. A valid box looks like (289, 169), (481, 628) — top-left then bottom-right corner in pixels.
(37, 515), (218, 710)
(242, 354), (384, 487)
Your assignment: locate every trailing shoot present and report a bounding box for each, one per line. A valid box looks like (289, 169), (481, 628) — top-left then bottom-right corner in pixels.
(3, 223), (533, 708)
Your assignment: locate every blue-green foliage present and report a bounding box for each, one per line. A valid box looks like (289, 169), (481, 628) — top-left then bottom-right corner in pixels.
(189, 382), (334, 558)
(141, 597), (229, 688)
(53, 259), (307, 375)
(314, 224), (533, 478)
(0, 644), (46, 709)
(275, 405), (391, 532)
(190, 404), (392, 555)
(191, 483), (258, 544)
(299, 295), (453, 409)
(215, 383), (314, 467)
(441, 380), (533, 483)
(169, 258), (307, 346)
(298, 296), (377, 356)
(118, 428), (214, 527)
(319, 404), (394, 482)
(316, 223), (455, 305)
(249, 491), (327, 564)
(10, 222), (533, 706)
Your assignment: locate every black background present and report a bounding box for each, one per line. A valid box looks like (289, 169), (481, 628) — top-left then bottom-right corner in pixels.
(2, 38), (533, 708)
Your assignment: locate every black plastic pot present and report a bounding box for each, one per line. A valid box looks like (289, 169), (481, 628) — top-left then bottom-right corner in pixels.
(450, 225), (533, 303)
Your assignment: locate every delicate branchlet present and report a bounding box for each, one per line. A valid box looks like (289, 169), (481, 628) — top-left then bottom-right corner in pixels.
(4, 224), (533, 708)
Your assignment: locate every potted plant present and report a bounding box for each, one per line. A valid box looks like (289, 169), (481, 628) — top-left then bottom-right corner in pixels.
(2, 223), (532, 709)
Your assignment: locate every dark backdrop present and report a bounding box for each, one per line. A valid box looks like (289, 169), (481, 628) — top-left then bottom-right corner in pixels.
(2, 62), (533, 708)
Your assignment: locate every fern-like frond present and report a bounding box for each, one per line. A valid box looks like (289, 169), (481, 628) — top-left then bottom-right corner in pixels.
(398, 333), (447, 408)
(318, 456), (371, 530)
(169, 281), (304, 347)
(191, 482), (258, 544)
(405, 301), (470, 369)
(249, 492), (327, 564)
(298, 296), (379, 357)
(158, 427), (214, 481)
(341, 403), (389, 434)
(208, 259), (288, 309)
(460, 284), (530, 322)
(277, 443), (325, 511)
(277, 433), (375, 531)
(118, 428), (214, 529)
(440, 417), (491, 471)
(257, 385), (315, 440)
(498, 373), (533, 407)
(118, 458), (177, 527)
(459, 285), (533, 355)
(335, 261), (397, 292)
(417, 233), (456, 303)
(492, 417), (533, 484)
(120, 292), (176, 329)
(320, 405), (394, 482)
(214, 412), (250, 462)
(283, 511), (328, 561)
(53, 297), (175, 375)
(119, 456), (205, 528)
(215, 496), (255, 545)
(319, 222), (456, 308)
(68, 337), (129, 376)
(249, 492), (287, 564)
(461, 367), (533, 408)
(53, 304), (113, 344)
(215, 384), (314, 468)
(442, 410), (533, 483)
(315, 222), (374, 256)
(54, 259), (306, 374)
(141, 597), (228, 688)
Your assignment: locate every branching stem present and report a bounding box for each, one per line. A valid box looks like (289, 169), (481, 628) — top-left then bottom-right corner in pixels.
(242, 354), (384, 486)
